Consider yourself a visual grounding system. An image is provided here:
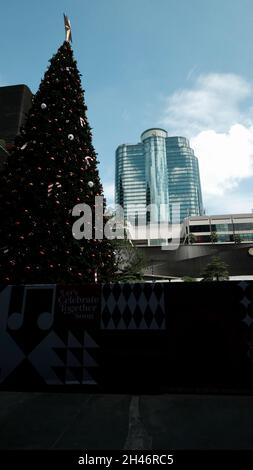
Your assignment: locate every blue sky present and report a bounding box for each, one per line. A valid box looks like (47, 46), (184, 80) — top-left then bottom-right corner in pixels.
(1, 0), (253, 214)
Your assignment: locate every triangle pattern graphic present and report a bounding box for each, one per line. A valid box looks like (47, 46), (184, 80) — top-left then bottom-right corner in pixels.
(68, 367), (83, 384)
(52, 366), (66, 384)
(53, 347), (67, 365)
(69, 347), (83, 365)
(28, 331), (67, 385)
(68, 332), (82, 348)
(65, 367), (80, 384)
(84, 331), (99, 349)
(83, 349), (98, 367)
(67, 350), (82, 367)
(82, 367), (97, 384)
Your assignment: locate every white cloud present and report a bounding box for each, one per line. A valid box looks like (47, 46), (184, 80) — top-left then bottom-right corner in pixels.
(161, 73), (253, 213)
(204, 191), (253, 216)
(191, 124), (253, 196)
(162, 73), (252, 135)
(102, 73), (253, 215)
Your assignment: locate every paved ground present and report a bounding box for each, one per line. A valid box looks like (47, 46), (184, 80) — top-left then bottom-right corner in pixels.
(1, 392), (253, 449)
(140, 395), (253, 450)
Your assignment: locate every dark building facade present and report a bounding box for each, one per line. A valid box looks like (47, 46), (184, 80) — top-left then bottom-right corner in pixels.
(0, 140), (8, 172)
(140, 243), (253, 279)
(0, 84), (33, 144)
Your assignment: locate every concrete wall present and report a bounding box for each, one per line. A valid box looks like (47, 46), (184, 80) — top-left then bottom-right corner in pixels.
(140, 243), (253, 277)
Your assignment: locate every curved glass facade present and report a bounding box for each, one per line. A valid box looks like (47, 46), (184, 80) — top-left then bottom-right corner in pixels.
(142, 129), (169, 223)
(115, 143), (146, 225)
(166, 136), (203, 221)
(115, 129), (203, 224)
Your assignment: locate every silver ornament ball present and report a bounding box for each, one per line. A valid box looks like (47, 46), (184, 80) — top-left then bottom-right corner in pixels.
(88, 181), (94, 188)
(41, 103), (47, 110)
(68, 134), (74, 141)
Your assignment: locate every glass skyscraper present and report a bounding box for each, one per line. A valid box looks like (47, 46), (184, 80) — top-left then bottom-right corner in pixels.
(166, 136), (203, 221)
(115, 128), (203, 224)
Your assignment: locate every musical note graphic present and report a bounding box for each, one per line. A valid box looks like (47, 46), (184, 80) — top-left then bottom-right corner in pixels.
(7, 286), (28, 330)
(7, 284), (56, 331)
(37, 285), (56, 330)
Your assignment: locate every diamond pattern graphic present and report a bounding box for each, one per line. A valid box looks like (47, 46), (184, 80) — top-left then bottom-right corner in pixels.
(122, 284), (132, 300)
(243, 314), (253, 328)
(132, 283), (142, 300)
(101, 283), (166, 330)
(238, 282), (253, 329)
(112, 305), (121, 328)
(123, 305), (132, 328)
(238, 281), (249, 292)
(0, 331), (26, 383)
(29, 331), (66, 384)
(241, 297), (252, 309)
(133, 305), (143, 328)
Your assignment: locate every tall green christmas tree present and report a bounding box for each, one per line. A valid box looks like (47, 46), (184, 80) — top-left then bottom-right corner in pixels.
(0, 21), (117, 284)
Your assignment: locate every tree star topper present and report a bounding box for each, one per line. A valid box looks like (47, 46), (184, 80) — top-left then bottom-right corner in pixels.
(64, 14), (72, 43)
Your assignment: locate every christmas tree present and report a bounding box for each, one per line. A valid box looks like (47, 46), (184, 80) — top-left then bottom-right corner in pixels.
(0, 24), (117, 284)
